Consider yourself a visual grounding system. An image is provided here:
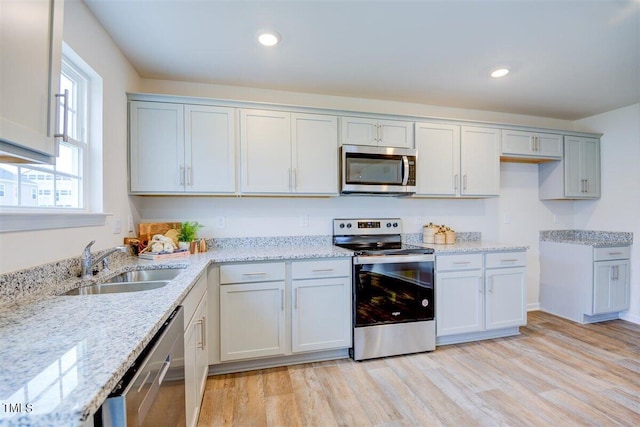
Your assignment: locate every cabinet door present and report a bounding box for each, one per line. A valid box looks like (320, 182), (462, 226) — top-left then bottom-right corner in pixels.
(219, 281), (286, 361)
(194, 297), (208, 407)
(460, 126), (500, 196)
(378, 120), (414, 148)
(594, 261), (630, 314)
(184, 315), (198, 427)
(436, 270), (484, 336)
(291, 113), (338, 194)
(0, 0), (63, 158)
(292, 277), (352, 353)
(339, 116), (378, 146)
(485, 267), (526, 330)
(240, 109), (291, 193)
(414, 122), (460, 196)
(129, 101), (185, 193)
(185, 105), (236, 193)
(501, 130), (562, 159)
(564, 136), (600, 198)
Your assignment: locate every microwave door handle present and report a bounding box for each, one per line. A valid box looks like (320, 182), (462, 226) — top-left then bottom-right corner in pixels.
(402, 156), (409, 185)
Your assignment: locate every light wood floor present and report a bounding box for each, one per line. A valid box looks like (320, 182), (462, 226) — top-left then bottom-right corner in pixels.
(197, 311), (640, 426)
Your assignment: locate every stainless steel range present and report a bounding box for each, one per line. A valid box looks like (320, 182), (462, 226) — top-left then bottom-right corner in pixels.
(333, 218), (435, 361)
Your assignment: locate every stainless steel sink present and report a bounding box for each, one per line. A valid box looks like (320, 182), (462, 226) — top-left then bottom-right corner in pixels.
(103, 268), (184, 283)
(65, 268), (185, 295)
(65, 280), (171, 295)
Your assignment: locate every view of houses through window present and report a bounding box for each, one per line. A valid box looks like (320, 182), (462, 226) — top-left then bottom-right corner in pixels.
(0, 56), (87, 209)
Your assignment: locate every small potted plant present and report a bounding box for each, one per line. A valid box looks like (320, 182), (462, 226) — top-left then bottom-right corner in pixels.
(178, 221), (202, 253)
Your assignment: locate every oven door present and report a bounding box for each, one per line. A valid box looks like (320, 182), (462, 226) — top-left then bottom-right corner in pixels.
(353, 254), (434, 327)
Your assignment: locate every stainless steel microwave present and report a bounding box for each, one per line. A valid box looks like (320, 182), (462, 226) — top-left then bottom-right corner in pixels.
(340, 144), (417, 195)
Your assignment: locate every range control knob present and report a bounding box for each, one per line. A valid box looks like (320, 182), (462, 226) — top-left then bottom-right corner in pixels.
(346, 223), (352, 228)
(393, 222), (399, 228)
(386, 222), (392, 228)
(339, 223), (345, 228)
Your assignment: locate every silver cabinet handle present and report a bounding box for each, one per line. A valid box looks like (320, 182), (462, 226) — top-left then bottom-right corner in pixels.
(201, 316), (206, 349)
(463, 174), (468, 191)
(292, 168), (297, 191)
(585, 179), (589, 193)
(454, 174), (458, 190)
(535, 136), (540, 151)
(478, 277), (483, 294)
(179, 166), (185, 185)
(186, 166), (192, 186)
(312, 268), (334, 272)
(294, 288), (298, 309)
(281, 289), (285, 311)
(500, 259), (519, 263)
(242, 272), (267, 276)
(288, 168), (292, 191)
(488, 275), (494, 293)
(196, 317), (206, 349)
(453, 261), (472, 265)
(608, 252), (623, 256)
(54, 89), (69, 142)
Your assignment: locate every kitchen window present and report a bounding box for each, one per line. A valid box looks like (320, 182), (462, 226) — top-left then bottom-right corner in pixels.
(0, 45), (106, 232)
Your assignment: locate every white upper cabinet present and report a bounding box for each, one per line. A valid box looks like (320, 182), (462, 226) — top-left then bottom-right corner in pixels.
(339, 116), (414, 148)
(415, 123), (499, 197)
(241, 109), (338, 195)
(539, 136), (600, 200)
(460, 126), (501, 197)
(185, 105), (236, 193)
(0, 0), (64, 162)
(414, 122), (460, 197)
(129, 101), (236, 194)
(501, 130), (563, 161)
(130, 101), (185, 193)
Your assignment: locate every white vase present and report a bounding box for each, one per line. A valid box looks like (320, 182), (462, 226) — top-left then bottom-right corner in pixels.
(178, 241), (190, 251)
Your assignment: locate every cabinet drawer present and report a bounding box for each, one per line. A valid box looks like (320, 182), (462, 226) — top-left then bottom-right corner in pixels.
(436, 254), (483, 271)
(594, 246), (630, 261)
(485, 252), (527, 269)
(220, 262), (285, 284)
(292, 259), (351, 279)
(183, 272), (207, 329)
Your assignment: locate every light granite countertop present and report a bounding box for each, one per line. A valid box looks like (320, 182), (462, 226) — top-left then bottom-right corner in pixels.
(540, 230), (633, 248)
(0, 237), (528, 426)
(0, 244), (352, 427)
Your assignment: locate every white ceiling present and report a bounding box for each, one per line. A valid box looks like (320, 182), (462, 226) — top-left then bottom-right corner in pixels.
(82, 0), (640, 120)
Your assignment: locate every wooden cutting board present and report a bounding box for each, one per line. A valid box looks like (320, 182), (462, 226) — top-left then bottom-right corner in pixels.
(138, 222), (181, 247)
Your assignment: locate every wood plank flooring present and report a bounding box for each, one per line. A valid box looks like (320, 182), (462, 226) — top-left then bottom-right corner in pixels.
(197, 311), (640, 426)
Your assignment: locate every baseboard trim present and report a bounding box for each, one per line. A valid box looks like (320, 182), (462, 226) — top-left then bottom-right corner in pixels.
(620, 311), (640, 325)
(527, 302), (541, 311)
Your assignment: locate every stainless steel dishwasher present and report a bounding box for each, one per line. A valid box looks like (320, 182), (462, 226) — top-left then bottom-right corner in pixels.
(96, 306), (185, 427)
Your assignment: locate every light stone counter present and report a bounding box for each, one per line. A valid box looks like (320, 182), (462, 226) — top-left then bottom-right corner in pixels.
(0, 243), (352, 427)
(540, 230), (633, 247)
(425, 241), (529, 254)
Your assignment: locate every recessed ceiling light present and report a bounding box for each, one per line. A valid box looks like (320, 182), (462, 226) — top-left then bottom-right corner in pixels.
(491, 68), (510, 78)
(258, 32), (280, 47)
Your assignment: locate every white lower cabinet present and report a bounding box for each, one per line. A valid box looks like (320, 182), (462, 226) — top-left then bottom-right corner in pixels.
(540, 243), (630, 323)
(182, 271), (208, 427)
(291, 259), (352, 353)
(219, 280), (286, 361)
(218, 259), (351, 364)
(436, 252), (526, 344)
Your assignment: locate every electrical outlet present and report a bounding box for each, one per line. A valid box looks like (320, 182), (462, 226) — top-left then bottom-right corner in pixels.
(503, 214), (510, 224)
(113, 217), (122, 234)
(215, 216), (226, 229)
(127, 215), (134, 232)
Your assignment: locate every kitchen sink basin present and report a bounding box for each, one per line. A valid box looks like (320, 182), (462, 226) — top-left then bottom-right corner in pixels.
(65, 268), (185, 295)
(65, 280), (170, 295)
(103, 268), (184, 283)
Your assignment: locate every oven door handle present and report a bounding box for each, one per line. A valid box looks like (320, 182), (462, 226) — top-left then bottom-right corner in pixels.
(354, 254), (434, 265)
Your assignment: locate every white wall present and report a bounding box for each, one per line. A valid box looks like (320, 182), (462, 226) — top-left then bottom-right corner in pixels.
(0, 1), (140, 273)
(573, 103), (640, 323)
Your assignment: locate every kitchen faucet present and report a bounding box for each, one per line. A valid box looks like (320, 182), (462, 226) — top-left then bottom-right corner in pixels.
(81, 240), (128, 279)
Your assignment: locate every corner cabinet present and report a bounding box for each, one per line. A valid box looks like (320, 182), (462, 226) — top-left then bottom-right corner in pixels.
(129, 101), (236, 194)
(414, 123), (500, 197)
(240, 109), (338, 195)
(539, 136), (600, 200)
(339, 116), (414, 148)
(0, 0), (64, 162)
(436, 251), (526, 345)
